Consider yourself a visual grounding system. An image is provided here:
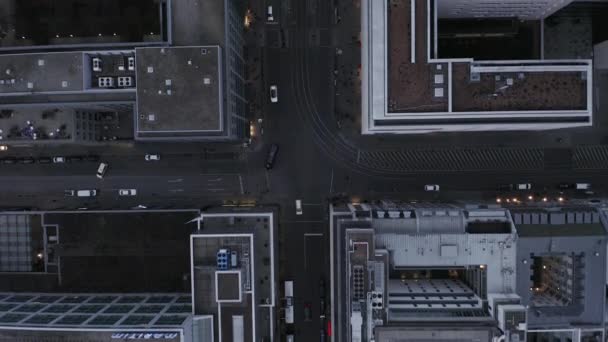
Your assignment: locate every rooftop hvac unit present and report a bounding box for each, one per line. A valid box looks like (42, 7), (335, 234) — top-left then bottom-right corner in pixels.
(98, 77), (114, 88)
(487, 293), (521, 319)
(370, 291), (383, 309)
(128, 57), (135, 71)
(117, 76), (132, 87)
(497, 304), (526, 342)
(92, 57), (102, 72)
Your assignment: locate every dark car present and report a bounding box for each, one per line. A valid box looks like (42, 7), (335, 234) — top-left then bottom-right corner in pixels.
(558, 183), (574, 190)
(67, 156), (84, 162)
(265, 144), (279, 170)
(85, 155), (100, 162)
(319, 278), (326, 318)
(304, 302), (312, 322)
(19, 157), (35, 164)
(320, 328), (326, 342)
(38, 157), (52, 164)
(1, 157), (16, 164)
(497, 184), (513, 191)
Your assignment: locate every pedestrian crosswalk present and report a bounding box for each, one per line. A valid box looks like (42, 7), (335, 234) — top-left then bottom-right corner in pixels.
(573, 145), (608, 169)
(356, 145), (608, 172)
(358, 147), (545, 172)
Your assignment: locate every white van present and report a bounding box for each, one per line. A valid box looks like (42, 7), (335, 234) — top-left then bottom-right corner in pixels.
(77, 190), (97, 197)
(96, 162), (108, 178)
(576, 183), (591, 190)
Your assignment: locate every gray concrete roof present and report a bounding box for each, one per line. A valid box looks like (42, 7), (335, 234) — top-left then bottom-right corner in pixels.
(135, 46), (222, 137)
(0, 52), (84, 94)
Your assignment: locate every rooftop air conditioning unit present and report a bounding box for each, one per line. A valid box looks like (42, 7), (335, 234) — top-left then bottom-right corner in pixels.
(92, 57), (102, 72)
(98, 77), (114, 88)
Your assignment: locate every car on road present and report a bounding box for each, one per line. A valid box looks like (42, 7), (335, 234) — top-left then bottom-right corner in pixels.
(145, 154), (161, 161)
(320, 328), (326, 342)
(67, 156), (83, 162)
(424, 184), (440, 191)
(96, 162), (108, 178)
(85, 155), (100, 162)
(1, 157), (16, 164)
(576, 183), (591, 190)
(52, 157), (66, 163)
(319, 278), (326, 318)
(304, 302), (312, 322)
(119, 189), (137, 196)
(265, 144), (279, 169)
(295, 199), (302, 215)
(64, 190), (75, 196)
(0, 145), (7, 151)
(267, 5), (274, 21)
(77, 189), (97, 197)
(19, 157), (35, 164)
(269, 85), (278, 103)
(38, 157), (52, 164)
(558, 183), (573, 190)
(516, 183), (532, 190)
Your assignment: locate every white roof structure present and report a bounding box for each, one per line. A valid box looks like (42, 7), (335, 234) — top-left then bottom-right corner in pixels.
(361, 0), (593, 135)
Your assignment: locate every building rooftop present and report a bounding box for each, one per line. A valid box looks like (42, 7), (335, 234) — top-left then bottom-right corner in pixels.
(0, 210), (199, 293)
(135, 46), (223, 139)
(0, 52), (84, 94)
(190, 211), (276, 342)
(363, 0), (593, 134)
(0, 0), (166, 50)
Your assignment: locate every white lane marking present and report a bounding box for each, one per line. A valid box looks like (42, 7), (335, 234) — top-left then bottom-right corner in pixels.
(168, 178), (183, 183)
(239, 174), (244, 195)
(304, 233), (323, 237)
(329, 168), (334, 193)
(169, 189), (184, 193)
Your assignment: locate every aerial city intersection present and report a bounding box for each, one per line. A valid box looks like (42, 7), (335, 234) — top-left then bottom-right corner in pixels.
(0, 0), (608, 341)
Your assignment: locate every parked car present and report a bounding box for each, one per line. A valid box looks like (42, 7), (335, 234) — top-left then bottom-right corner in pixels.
(19, 157), (35, 164)
(119, 189), (137, 196)
(67, 156), (83, 162)
(295, 199), (302, 215)
(558, 183), (573, 190)
(77, 189), (97, 197)
(64, 190), (75, 196)
(38, 157), (52, 164)
(576, 183), (591, 190)
(52, 157), (66, 163)
(96, 162), (108, 178)
(516, 183), (532, 190)
(145, 154), (160, 161)
(1, 157), (16, 164)
(424, 184), (440, 191)
(265, 144), (279, 169)
(267, 5), (274, 21)
(269, 85), (278, 103)
(304, 302), (312, 322)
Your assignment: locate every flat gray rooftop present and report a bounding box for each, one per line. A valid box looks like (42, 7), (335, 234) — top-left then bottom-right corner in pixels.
(135, 46), (222, 137)
(0, 52), (83, 94)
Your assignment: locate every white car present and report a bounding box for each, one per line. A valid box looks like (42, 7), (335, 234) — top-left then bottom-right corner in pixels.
(52, 156), (65, 163)
(295, 199), (303, 215)
(267, 5), (274, 21)
(119, 189), (137, 196)
(270, 85), (278, 103)
(576, 183), (591, 190)
(145, 154), (160, 161)
(424, 184), (440, 191)
(0, 145), (7, 151)
(77, 189), (97, 197)
(96, 162), (108, 178)
(517, 183), (532, 190)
